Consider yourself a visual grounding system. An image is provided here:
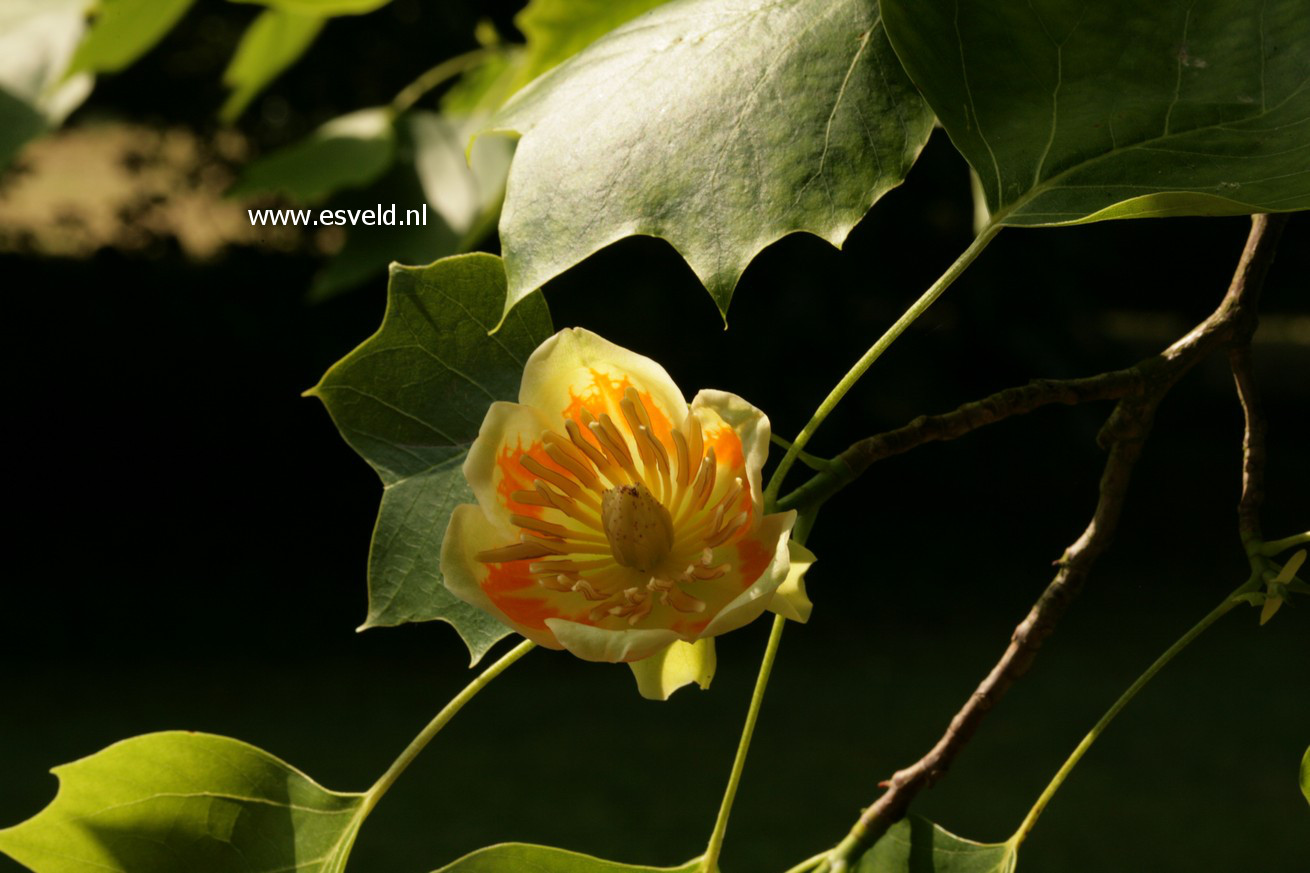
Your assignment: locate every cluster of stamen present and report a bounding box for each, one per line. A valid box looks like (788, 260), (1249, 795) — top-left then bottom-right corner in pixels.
(476, 387), (752, 627)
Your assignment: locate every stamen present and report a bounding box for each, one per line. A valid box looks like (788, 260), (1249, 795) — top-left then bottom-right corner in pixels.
(529, 558), (611, 574)
(672, 428), (691, 488)
(520, 454), (584, 499)
(476, 542), (555, 563)
(565, 419), (621, 484)
(509, 514), (571, 539)
(541, 435), (602, 492)
(571, 579), (609, 601)
(620, 397), (657, 471)
(705, 510), (749, 547)
(538, 575), (574, 591)
(533, 480), (598, 525)
(662, 587), (706, 613)
(511, 489), (553, 508)
(691, 447), (717, 511)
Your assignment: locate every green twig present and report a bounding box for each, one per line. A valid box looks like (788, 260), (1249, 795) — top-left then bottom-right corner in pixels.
(391, 47), (493, 116)
(703, 615), (787, 872)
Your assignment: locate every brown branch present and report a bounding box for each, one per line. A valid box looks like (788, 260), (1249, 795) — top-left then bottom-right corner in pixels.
(818, 213), (1289, 871)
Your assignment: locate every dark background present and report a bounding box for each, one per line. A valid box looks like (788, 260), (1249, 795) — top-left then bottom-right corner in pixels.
(3, 2), (1308, 872)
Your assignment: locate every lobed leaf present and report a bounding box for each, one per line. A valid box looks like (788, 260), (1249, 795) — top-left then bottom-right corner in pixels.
(855, 817), (1015, 873)
(432, 844), (702, 873)
(0, 0), (94, 169)
(487, 0), (935, 321)
(1301, 746), (1309, 807)
(230, 106), (397, 202)
(229, 0), (393, 15)
(511, 0), (669, 91)
(0, 732), (365, 873)
(68, 0), (196, 76)
(308, 253), (552, 663)
(881, 0), (1310, 226)
(220, 8), (325, 123)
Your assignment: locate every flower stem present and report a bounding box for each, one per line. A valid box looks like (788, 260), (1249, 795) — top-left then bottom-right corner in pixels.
(359, 639), (536, 820)
(1009, 587), (1241, 847)
(1258, 530), (1310, 556)
(703, 615), (787, 872)
(763, 225), (1002, 508)
(391, 47), (493, 116)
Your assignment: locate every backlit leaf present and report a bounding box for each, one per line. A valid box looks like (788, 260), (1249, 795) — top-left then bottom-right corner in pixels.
(881, 0), (1310, 225)
(68, 0), (195, 76)
(0, 0), (93, 168)
(230, 106), (397, 202)
(487, 0), (934, 321)
(220, 8), (324, 123)
(433, 844), (702, 873)
(308, 253), (552, 663)
(0, 732), (364, 873)
(855, 817), (1016, 873)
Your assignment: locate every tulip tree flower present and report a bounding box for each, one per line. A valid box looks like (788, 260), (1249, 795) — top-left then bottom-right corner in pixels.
(442, 328), (811, 698)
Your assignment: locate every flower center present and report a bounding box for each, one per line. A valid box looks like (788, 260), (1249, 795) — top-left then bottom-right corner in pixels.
(476, 386), (753, 629)
(600, 481), (673, 572)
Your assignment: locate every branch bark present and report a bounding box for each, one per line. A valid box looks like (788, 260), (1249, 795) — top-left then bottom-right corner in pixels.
(818, 213), (1289, 871)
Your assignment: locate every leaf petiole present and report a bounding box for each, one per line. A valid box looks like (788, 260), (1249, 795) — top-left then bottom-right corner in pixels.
(763, 225), (1002, 510)
(360, 638), (536, 821)
(1009, 582), (1245, 847)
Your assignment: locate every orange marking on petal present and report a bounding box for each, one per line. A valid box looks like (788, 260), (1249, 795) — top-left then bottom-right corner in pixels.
(482, 560), (537, 594)
(704, 426), (752, 514)
(496, 439), (571, 519)
(735, 536), (773, 590)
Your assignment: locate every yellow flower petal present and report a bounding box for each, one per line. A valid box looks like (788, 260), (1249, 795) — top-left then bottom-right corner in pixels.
(689, 389), (771, 521)
(519, 327), (689, 431)
(463, 400), (562, 528)
(701, 510), (796, 638)
(440, 503), (566, 650)
(544, 618), (680, 662)
(628, 638), (717, 700)
(768, 540), (816, 623)
(1259, 596), (1283, 626)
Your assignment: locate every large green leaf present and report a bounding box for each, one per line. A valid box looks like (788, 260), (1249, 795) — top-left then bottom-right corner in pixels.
(856, 817), (1015, 873)
(308, 253), (552, 663)
(433, 844), (702, 873)
(0, 732), (365, 873)
(220, 8), (324, 122)
(882, 0), (1310, 226)
(230, 0), (392, 14)
(1301, 746), (1309, 807)
(306, 111), (510, 301)
(230, 106), (397, 202)
(512, 0), (668, 90)
(487, 0), (934, 321)
(0, 0), (94, 168)
(67, 0), (195, 76)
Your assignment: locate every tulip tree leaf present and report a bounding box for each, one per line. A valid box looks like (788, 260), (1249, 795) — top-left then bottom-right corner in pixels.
(487, 0), (935, 321)
(230, 107), (397, 202)
(220, 8), (324, 122)
(230, 0), (393, 14)
(0, 0), (94, 169)
(855, 817), (1016, 873)
(68, 0), (195, 76)
(512, 0), (669, 90)
(433, 844), (703, 873)
(308, 253), (552, 663)
(0, 732), (365, 873)
(1301, 746), (1309, 806)
(881, 0), (1310, 226)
